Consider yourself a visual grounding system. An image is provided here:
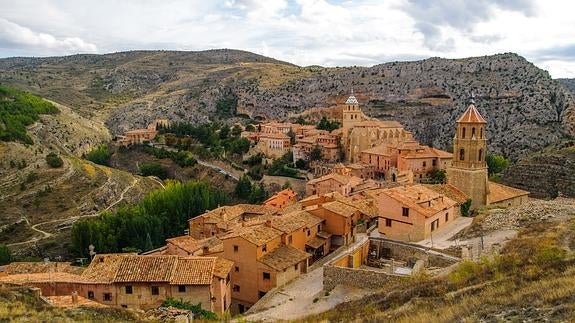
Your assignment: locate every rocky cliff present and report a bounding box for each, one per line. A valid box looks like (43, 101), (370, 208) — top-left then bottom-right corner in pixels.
(0, 50), (573, 161)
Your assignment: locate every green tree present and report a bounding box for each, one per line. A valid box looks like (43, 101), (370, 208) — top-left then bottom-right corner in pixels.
(231, 125), (243, 137)
(235, 175), (253, 200)
(45, 152), (63, 168)
(428, 169), (446, 183)
(287, 128), (296, 145)
(310, 144), (323, 161)
(486, 154), (510, 175)
(249, 183), (269, 204)
(460, 199), (472, 217)
(219, 125), (230, 140)
(85, 144), (111, 166)
(316, 116), (340, 132)
(245, 124), (256, 132)
(139, 162), (168, 179)
(0, 245), (12, 265)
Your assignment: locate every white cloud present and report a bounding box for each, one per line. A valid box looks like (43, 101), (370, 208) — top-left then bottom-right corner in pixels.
(0, 18), (97, 55)
(0, 0), (573, 77)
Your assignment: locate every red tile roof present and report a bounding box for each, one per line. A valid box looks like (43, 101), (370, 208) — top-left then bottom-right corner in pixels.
(457, 104), (486, 123)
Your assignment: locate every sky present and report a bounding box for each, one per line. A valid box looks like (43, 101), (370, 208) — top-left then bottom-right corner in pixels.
(1, 0), (575, 78)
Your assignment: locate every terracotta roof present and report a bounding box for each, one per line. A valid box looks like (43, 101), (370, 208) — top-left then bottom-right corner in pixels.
(221, 224), (282, 246)
(401, 146), (452, 159)
(45, 295), (108, 308)
(307, 173), (362, 186)
(193, 204), (278, 225)
(305, 236), (326, 249)
(3, 262), (84, 275)
(457, 104), (486, 123)
(82, 254), (223, 285)
(170, 257), (215, 285)
(487, 182), (529, 203)
(0, 272), (89, 284)
(355, 120), (404, 128)
(320, 200), (358, 218)
(258, 245), (310, 270)
(271, 210), (323, 234)
(166, 236), (200, 253)
(264, 188), (297, 208)
(424, 184), (469, 204)
(259, 132), (290, 140)
(376, 185), (458, 218)
(213, 258), (234, 279)
(125, 128), (157, 135)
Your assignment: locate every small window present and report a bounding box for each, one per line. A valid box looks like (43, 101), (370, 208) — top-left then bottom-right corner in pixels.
(459, 148), (465, 161)
(125, 285), (133, 294)
(121, 304), (127, 308)
(233, 245), (239, 253)
(263, 272), (271, 280)
(432, 159), (437, 167)
(472, 127), (476, 137)
(445, 213), (449, 222)
(317, 224), (321, 232)
(233, 284), (240, 292)
(235, 266), (240, 272)
(462, 127), (466, 139)
(87, 291), (94, 299)
(151, 286), (159, 296)
(226, 274), (230, 284)
(385, 219), (392, 227)
(104, 293), (112, 301)
(262, 244), (267, 253)
(422, 161), (426, 167)
(178, 285), (186, 293)
(402, 207), (409, 217)
(259, 291), (266, 299)
(294, 263), (299, 271)
(99, 258), (104, 263)
(307, 229), (310, 237)
(288, 235), (293, 244)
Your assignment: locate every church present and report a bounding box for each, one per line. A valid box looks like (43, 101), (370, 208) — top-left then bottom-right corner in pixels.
(447, 99), (529, 209)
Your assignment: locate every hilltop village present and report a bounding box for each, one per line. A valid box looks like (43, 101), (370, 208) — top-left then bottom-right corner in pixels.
(0, 93), (531, 317)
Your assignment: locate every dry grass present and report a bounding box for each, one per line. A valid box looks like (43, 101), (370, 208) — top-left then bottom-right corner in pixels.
(301, 218), (575, 323)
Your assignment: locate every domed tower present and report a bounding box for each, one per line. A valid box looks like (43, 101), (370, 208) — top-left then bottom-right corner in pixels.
(447, 98), (489, 209)
(342, 91), (362, 130)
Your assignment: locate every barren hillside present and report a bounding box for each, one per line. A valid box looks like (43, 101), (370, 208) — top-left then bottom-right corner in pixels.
(1, 50), (573, 161)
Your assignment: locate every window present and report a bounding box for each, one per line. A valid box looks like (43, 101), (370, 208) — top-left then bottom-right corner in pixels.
(233, 245), (239, 253)
(478, 149), (483, 162)
(462, 127), (466, 139)
(226, 274), (230, 284)
(385, 219), (392, 227)
(263, 272), (271, 280)
(259, 291), (266, 299)
(317, 224), (321, 232)
(402, 207), (409, 217)
(87, 291), (94, 299)
(459, 148), (465, 161)
(104, 293), (112, 301)
(233, 284), (240, 292)
(178, 285), (186, 293)
(294, 263), (299, 271)
(121, 304), (127, 308)
(307, 229), (310, 237)
(422, 161), (426, 167)
(235, 266), (240, 272)
(151, 286), (159, 296)
(431, 219), (439, 231)
(125, 285), (133, 294)
(472, 127), (476, 137)
(238, 304), (245, 313)
(262, 244), (267, 253)
(480, 128), (483, 139)
(288, 235), (293, 244)
(432, 159), (437, 167)
(445, 213), (449, 222)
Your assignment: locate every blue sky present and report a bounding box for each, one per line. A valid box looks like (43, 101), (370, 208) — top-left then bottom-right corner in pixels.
(1, 0), (574, 77)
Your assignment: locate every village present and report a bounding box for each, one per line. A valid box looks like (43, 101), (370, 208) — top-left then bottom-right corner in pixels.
(0, 92), (531, 319)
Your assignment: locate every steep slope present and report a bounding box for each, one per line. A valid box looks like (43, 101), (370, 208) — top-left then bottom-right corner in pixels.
(0, 50), (573, 161)
(558, 78), (575, 94)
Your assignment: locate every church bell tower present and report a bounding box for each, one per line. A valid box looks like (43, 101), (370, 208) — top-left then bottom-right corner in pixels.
(447, 97), (489, 209)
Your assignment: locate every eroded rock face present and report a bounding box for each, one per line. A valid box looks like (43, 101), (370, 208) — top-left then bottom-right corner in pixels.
(0, 51), (573, 161)
(500, 144), (575, 198)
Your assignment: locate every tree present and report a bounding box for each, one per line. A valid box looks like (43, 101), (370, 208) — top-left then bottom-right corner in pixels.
(486, 154), (509, 175)
(460, 199), (472, 217)
(0, 245), (12, 265)
(295, 159), (307, 169)
(249, 183), (269, 204)
(45, 152), (63, 168)
(316, 116), (340, 132)
(139, 162), (168, 179)
(234, 175), (253, 200)
(428, 168), (446, 183)
(231, 125), (243, 137)
(282, 181), (292, 189)
(287, 128), (296, 145)
(310, 144), (323, 161)
(85, 144), (111, 166)
(219, 125), (230, 140)
(245, 124), (256, 132)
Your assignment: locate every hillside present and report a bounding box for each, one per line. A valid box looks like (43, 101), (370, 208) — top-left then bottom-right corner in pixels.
(0, 86), (162, 259)
(0, 50), (573, 161)
(558, 78), (575, 94)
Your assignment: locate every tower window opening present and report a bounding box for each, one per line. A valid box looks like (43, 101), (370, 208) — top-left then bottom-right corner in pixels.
(462, 127), (466, 139)
(478, 149), (483, 162)
(480, 128), (483, 139)
(459, 148), (465, 161)
(472, 127), (476, 137)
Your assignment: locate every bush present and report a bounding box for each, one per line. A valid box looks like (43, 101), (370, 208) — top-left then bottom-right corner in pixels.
(139, 162), (168, 179)
(162, 298), (218, 320)
(460, 199), (472, 216)
(45, 152), (63, 168)
(0, 245), (12, 265)
(486, 154), (509, 175)
(86, 144), (111, 166)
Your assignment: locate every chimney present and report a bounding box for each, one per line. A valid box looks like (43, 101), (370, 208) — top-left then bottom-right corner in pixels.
(71, 291), (78, 305)
(265, 219), (272, 228)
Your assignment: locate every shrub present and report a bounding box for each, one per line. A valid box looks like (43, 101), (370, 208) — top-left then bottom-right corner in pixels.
(45, 152), (63, 168)
(139, 162), (168, 179)
(162, 298), (218, 320)
(0, 245), (12, 265)
(460, 199), (472, 217)
(86, 144), (111, 166)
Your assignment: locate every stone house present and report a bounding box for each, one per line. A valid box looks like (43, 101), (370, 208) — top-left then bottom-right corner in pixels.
(373, 184), (458, 242)
(0, 254), (234, 314)
(305, 198), (366, 246)
(219, 223), (310, 313)
(256, 132), (291, 159)
(117, 119), (169, 146)
(263, 188), (298, 209)
(305, 173), (364, 196)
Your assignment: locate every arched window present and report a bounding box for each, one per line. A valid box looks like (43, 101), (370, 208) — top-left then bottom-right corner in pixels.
(472, 127), (476, 137)
(478, 149), (483, 162)
(459, 148), (465, 161)
(462, 127), (466, 139)
(480, 128), (483, 139)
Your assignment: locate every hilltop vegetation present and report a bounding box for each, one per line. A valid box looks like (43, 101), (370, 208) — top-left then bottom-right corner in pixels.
(304, 216), (575, 322)
(0, 84), (58, 144)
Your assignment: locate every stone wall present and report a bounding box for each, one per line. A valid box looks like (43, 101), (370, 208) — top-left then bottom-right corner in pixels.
(369, 238), (459, 268)
(323, 265), (403, 291)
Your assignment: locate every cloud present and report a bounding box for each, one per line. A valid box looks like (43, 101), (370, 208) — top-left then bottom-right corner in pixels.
(0, 18), (97, 55)
(401, 0), (535, 51)
(533, 43), (575, 61)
